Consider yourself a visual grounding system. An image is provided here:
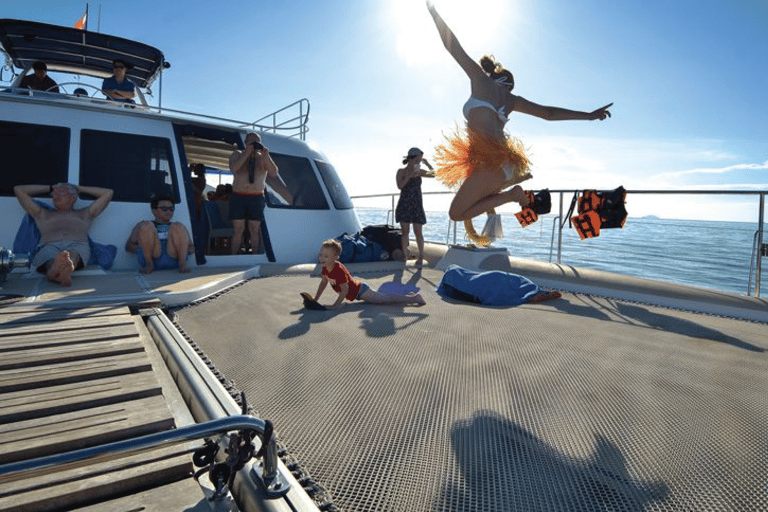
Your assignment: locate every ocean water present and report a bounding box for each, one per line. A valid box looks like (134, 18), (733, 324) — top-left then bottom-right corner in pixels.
(355, 208), (765, 296)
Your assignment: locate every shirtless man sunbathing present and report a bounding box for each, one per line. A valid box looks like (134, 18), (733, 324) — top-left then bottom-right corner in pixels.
(14, 183), (113, 286)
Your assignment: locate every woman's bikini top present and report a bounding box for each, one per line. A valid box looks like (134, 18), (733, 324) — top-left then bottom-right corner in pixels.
(463, 96), (509, 124)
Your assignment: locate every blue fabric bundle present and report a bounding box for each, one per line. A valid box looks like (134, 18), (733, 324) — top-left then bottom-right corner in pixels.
(436, 264), (540, 306)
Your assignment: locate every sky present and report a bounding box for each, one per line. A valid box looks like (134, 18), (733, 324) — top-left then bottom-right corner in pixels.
(2, 0), (768, 222)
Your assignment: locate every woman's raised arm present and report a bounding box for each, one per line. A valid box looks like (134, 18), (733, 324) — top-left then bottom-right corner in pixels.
(426, 1), (485, 81)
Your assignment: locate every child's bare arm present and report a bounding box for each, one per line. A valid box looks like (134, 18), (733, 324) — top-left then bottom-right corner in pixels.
(314, 276), (328, 302)
(330, 283), (348, 309)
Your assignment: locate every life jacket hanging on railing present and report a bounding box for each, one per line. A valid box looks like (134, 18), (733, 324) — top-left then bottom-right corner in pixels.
(515, 189), (552, 227)
(567, 186), (628, 240)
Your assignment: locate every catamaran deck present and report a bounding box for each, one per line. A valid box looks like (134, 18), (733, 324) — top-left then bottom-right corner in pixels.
(1, 246), (766, 511)
(172, 260), (768, 512)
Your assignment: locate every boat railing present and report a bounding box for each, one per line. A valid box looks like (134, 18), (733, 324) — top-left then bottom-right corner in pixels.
(0, 415), (290, 498)
(251, 98), (310, 140)
(350, 189), (766, 298)
(2, 85), (311, 140)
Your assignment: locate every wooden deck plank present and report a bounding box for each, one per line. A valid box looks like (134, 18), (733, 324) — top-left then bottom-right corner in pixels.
(0, 445), (194, 512)
(0, 372), (163, 424)
(0, 305), (132, 324)
(0, 395), (177, 464)
(0, 353), (153, 393)
(0, 317), (136, 340)
(69, 475), (207, 512)
(0, 323), (137, 346)
(0, 339), (145, 371)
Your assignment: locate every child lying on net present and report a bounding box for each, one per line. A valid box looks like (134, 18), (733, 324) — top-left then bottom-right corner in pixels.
(310, 239), (426, 309)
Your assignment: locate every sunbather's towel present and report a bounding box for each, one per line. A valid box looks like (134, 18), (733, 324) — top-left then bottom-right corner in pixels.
(437, 264), (540, 306)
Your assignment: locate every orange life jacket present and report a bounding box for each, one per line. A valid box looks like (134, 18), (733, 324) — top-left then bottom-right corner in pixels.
(515, 189), (551, 227)
(568, 187), (627, 240)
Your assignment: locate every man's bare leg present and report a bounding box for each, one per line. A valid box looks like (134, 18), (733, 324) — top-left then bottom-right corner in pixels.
(167, 223), (191, 273)
(46, 250), (75, 286)
(231, 220), (246, 255)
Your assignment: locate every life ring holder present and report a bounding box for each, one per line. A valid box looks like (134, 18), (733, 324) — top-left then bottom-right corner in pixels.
(463, 208), (496, 246)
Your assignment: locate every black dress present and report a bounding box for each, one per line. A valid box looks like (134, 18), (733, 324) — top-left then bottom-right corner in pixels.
(395, 175), (426, 225)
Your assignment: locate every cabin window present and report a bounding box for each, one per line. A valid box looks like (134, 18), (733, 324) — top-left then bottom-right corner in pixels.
(80, 130), (178, 203)
(267, 153), (329, 209)
(0, 121), (70, 196)
(315, 160), (354, 210)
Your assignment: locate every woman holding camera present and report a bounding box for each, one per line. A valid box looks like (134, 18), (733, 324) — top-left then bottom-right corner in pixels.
(395, 147), (432, 266)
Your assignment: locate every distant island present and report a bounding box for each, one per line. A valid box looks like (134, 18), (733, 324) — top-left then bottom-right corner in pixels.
(641, 215), (661, 220)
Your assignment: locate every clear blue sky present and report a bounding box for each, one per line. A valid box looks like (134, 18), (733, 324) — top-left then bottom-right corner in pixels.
(4, 0), (767, 221)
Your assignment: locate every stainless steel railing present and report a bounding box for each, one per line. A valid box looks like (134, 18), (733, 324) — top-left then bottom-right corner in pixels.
(3, 87), (311, 140)
(0, 415), (277, 483)
(351, 189), (766, 298)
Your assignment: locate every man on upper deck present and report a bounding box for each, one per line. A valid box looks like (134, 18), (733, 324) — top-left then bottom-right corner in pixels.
(14, 183), (113, 286)
(19, 61), (59, 93)
(228, 132), (292, 254)
(102, 59), (136, 103)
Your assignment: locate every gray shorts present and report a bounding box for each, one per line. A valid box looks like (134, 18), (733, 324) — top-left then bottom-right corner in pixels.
(32, 241), (90, 272)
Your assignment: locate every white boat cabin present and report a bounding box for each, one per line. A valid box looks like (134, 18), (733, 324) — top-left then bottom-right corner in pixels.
(0, 19), (359, 271)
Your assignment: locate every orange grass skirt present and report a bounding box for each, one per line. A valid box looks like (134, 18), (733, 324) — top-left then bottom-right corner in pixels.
(433, 126), (532, 190)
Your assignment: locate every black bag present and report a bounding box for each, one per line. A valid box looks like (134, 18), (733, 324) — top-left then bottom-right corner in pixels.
(361, 225), (402, 259)
(335, 233), (386, 263)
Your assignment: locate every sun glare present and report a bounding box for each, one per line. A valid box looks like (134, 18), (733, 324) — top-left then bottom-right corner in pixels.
(389, 0), (511, 68)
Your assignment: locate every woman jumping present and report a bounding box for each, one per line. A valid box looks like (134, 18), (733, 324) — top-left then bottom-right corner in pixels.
(426, 2), (612, 230)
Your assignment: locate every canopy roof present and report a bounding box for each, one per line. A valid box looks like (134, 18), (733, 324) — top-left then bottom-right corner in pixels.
(0, 19), (167, 89)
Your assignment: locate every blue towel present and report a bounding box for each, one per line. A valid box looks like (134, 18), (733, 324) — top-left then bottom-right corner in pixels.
(437, 264), (540, 306)
(13, 200), (117, 270)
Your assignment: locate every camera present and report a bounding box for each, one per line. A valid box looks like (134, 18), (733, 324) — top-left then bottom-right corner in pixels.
(251, 141), (264, 151)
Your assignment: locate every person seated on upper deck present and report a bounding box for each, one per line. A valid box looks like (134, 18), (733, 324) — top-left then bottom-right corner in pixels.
(228, 132), (293, 254)
(14, 183), (113, 286)
(125, 195), (194, 274)
(19, 61), (59, 93)
(102, 59), (136, 103)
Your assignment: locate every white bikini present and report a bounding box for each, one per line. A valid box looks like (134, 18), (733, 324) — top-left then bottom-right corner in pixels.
(462, 97), (509, 124)
(462, 97), (516, 181)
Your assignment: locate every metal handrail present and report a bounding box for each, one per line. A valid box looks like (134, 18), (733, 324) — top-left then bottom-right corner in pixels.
(351, 189), (766, 297)
(2, 88), (310, 140)
(0, 415), (274, 485)
(252, 98), (310, 140)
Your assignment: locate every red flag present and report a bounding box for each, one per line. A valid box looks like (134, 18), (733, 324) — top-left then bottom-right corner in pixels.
(74, 8), (87, 30)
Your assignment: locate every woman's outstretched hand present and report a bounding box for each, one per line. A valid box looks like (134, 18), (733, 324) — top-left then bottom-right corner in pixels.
(590, 103), (613, 120)
(426, 1), (438, 18)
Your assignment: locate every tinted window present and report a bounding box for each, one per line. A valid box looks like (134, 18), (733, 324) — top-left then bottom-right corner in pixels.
(268, 153), (328, 209)
(80, 130), (177, 203)
(0, 121), (69, 196)
(315, 160), (353, 210)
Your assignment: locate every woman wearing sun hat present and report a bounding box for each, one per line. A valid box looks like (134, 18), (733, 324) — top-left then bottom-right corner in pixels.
(395, 147), (432, 266)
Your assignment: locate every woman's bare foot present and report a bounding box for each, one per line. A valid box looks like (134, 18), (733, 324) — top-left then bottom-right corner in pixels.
(139, 263), (155, 274)
(178, 265), (191, 274)
(529, 290), (562, 303)
(509, 185), (530, 207)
